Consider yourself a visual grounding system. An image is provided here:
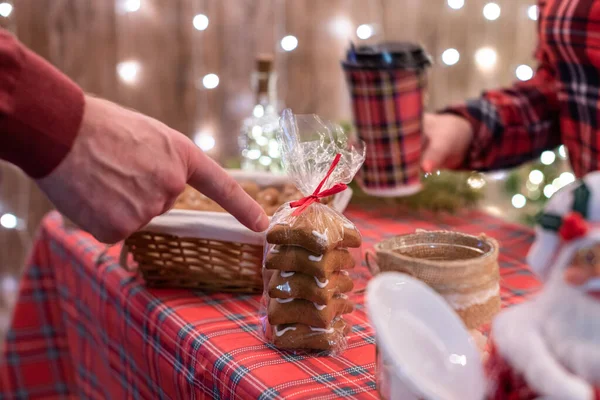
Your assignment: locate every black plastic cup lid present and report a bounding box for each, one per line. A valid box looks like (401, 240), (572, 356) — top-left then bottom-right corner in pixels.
(343, 42), (432, 71)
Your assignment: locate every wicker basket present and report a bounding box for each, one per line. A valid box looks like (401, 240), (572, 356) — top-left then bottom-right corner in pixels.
(122, 232), (264, 293)
(121, 170), (353, 293)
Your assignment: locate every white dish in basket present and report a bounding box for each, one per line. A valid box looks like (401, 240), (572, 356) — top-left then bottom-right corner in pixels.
(141, 169), (353, 246)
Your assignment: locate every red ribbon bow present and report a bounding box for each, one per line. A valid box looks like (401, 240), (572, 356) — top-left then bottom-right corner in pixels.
(289, 153), (347, 216)
(559, 212), (588, 241)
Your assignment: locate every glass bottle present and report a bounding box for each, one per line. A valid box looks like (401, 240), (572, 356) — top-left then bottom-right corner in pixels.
(239, 55), (282, 172)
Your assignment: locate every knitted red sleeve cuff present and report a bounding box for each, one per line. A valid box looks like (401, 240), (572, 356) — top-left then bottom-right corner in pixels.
(0, 31), (84, 178)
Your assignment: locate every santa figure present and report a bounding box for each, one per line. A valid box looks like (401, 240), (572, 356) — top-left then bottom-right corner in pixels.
(487, 171), (600, 399)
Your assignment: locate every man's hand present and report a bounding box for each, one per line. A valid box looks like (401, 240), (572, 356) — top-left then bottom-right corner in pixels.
(421, 113), (473, 172)
(36, 96), (269, 243)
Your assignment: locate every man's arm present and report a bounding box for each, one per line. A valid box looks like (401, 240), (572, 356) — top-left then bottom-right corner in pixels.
(0, 30), (84, 178)
(0, 31), (268, 241)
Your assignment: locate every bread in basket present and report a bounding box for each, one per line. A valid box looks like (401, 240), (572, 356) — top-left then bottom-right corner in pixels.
(121, 170), (353, 293)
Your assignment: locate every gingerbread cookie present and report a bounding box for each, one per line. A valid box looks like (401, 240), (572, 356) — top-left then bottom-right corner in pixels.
(239, 181), (260, 199)
(268, 270), (353, 304)
(266, 207), (361, 254)
(265, 246), (354, 278)
(174, 187), (225, 212)
(267, 294), (353, 328)
(271, 318), (350, 351)
(256, 187), (280, 207)
(280, 183), (303, 203)
(264, 205), (281, 217)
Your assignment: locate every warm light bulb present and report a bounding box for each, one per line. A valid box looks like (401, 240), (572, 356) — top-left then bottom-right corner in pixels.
(253, 105), (265, 118)
(194, 133), (215, 151)
(256, 136), (268, 146)
(117, 61), (140, 84)
(0, 213), (17, 229)
(467, 175), (486, 189)
(0, 2), (12, 17)
(251, 126), (263, 139)
(441, 48), (460, 66)
(268, 140), (280, 158)
(483, 3), (501, 21)
(202, 73), (219, 89)
(447, 0), (464, 10)
(281, 35), (298, 52)
(516, 64), (533, 81)
(123, 0), (140, 13)
(259, 156), (272, 166)
(511, 194), (526, 209)
(540, 150), (556, 165)
(558, 145), (567, 159)
(528, 189), (541, 201)
(528, 169), (544, 185)
(356, 24), (373, 40)
(329, 16), (353, 39)
(552, 178), (562, 188)
(528, 5), (538, 21)
(247, 149), (261, 160)
(543, 184), (556, 198)
(526, 180), (539, 192)
(193, 14), (209, 31)
(474, 47), (497, 70)
(560, 172), (575, 187)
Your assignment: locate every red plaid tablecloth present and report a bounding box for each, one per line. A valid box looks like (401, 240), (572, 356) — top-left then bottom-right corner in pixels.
(0, 207), (540, 399)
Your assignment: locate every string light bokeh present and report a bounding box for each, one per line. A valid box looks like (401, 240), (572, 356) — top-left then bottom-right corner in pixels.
(482, 3), (501, 21)
(0, 2), (12, 17)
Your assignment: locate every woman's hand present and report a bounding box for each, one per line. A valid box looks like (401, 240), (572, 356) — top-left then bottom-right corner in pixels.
(421, 113), (474, 172)
(36, 95), (269, 243)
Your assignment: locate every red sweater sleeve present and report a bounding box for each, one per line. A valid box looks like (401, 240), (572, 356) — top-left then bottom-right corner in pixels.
(0, 30), (84, 178)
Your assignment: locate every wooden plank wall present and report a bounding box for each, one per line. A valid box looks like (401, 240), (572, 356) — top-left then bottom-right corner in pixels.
(0, 0), (536, 272)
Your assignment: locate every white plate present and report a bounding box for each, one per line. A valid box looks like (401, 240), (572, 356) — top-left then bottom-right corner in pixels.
(366, 272), (485, 400)
(141, 169), (353, 245)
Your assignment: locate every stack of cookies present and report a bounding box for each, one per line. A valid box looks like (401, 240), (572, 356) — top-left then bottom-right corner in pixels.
(265, 208), (362, 351)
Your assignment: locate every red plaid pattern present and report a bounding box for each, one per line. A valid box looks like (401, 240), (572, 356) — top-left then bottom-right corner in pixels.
(444, 0), (600, 177)
(343, 68), (425, 191)
(0, 208), (540, 399)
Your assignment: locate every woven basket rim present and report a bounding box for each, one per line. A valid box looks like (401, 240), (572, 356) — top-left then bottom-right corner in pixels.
(373, 230), (499, 269)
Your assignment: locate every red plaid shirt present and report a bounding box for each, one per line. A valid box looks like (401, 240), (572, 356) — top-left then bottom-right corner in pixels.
(445, 0), (600, 178)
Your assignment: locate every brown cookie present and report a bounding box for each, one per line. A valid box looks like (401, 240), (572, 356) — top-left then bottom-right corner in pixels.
(282, 183), (299, 197)
(271, 318), (350, 351)
(265, 246), (354, 279)
(256, 187), (280, 207)
(267, 295), (353, 328)
(174, 186), (224, 212)
(280, 183), (303, 203)
(266, 206), (361, 253)
(265, 205), (280, 216)
(280, 192), (303, 204)
(239, 181), (260, 199)
(320, 196), (333, 205)
(268, 270), (354, 304)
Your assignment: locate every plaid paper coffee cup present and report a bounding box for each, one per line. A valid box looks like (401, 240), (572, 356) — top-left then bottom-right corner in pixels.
(343, 42), (431, 197)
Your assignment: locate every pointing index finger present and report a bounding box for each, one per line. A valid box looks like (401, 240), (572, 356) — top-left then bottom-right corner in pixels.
(186, 145), (269, 232)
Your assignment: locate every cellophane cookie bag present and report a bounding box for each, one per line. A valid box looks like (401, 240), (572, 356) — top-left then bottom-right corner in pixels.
(260, 108), (365, 355)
